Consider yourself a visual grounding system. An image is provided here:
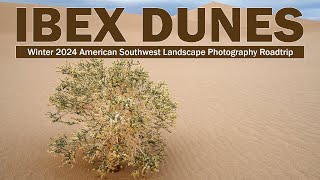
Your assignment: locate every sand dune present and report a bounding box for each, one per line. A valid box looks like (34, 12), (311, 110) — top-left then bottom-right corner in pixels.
(1, 2), (320, 180)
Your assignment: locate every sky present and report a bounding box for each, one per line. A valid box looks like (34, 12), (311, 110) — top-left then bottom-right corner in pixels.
(1, 0), (319, 20)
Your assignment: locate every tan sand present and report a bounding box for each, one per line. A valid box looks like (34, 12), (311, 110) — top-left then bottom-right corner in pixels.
(1, 2), (320, 180)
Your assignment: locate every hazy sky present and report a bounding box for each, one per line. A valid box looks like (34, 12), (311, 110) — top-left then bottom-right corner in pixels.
(1, 0), (319, 20)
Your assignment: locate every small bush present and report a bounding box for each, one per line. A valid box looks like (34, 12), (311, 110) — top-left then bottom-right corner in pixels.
(48, 59), (177, 179)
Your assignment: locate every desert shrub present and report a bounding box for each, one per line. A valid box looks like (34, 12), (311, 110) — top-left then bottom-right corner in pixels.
(48, 59), (177, 179)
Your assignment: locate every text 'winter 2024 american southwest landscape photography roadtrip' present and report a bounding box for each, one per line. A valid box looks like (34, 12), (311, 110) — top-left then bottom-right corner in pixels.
(0, 0), (320, 180)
